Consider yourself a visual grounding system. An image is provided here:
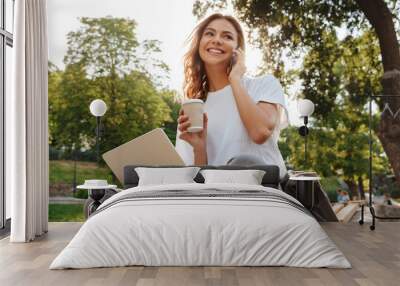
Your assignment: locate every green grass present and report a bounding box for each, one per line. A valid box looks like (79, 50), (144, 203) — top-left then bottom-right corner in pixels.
(50, 160), (116, 186)
(49, 204), (85, 222)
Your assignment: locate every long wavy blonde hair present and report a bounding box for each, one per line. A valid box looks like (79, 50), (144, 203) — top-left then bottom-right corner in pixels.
(183, 13), (245, 100)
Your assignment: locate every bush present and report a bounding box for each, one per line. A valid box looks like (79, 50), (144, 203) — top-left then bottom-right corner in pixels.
(49, 146), (97, 162)
(320, 177), (343, 203)
(390, 186), (400, 199)
(73, 189), (88, 199)
(373, 174), (400, 199)
(49, 146), (62, 160)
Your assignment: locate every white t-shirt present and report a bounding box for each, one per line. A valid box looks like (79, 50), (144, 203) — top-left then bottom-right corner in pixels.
(175, 74), (289, 179)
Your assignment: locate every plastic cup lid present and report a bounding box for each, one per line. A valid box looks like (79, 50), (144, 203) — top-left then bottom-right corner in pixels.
(182, 99), (204, 105)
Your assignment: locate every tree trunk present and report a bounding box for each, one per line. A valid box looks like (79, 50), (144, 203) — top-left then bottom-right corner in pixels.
(378, 72), (400, 185)
(358, 176), (365, 199)
(356, 0), (400, 186)
(344, 179), (358, 200)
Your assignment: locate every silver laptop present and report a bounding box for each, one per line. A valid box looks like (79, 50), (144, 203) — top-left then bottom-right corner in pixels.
(102, 128), (185, 183)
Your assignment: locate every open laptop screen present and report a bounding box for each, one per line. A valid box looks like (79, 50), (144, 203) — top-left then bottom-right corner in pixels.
(102, 128), (184, 183)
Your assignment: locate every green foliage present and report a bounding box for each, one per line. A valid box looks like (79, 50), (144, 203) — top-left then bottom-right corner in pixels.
(49, 17), (179, 158)
(73, 189), (88, 200)
(373, 174), (400, 198)
(193, 2), (397, 189)
(193, 0), (367, 72)
(294, 31), (386, 184)
(279, 123), (387, 184)
(92, 70), (172, 153)
(300, 30), (382, 125)
(160, 90), (182, 144)
(320, 177), (344, 203)
(49, 63), (95, 153)
(49, 204), (85, 222)
(193, 0), (400, 73)
(65, 17), (139, 71)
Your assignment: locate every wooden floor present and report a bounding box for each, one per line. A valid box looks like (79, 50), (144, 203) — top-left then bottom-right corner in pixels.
(0, 222), (399, 286)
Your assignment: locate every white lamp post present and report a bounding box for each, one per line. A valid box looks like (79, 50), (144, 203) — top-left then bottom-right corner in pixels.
(89, 99), (107, 163)
(297, 99), (315, 168)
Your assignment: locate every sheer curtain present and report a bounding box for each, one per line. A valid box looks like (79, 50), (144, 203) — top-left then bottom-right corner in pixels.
(7, 0), (49, 242)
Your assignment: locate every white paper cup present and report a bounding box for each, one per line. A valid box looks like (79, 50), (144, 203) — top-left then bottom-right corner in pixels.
(182, 99), (204, 132)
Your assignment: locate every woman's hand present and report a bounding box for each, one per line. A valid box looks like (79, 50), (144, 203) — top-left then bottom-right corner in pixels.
(178, 109), (208, 151)
(228, 48), (246, 83)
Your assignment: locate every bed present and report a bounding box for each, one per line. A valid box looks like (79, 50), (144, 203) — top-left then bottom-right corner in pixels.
(50, 165), (350, 269)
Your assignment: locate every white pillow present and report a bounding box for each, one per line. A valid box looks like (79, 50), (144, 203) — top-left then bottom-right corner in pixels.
(135, 167), (200, 186)
(200, 169), (266, 185)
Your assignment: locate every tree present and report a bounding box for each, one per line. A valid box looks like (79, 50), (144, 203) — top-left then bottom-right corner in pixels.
(48, 62), (63, 145)
(159, 89), (182, 145)
(49, 17), (175, 159)
(194, 0), (400, 184)
(277, 30), (389, 197)
(49, 62), (95, 155)
(94, 70), (172, 153)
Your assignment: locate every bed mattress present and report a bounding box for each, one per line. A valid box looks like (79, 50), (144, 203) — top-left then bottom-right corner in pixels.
(50, 183), (350, 269)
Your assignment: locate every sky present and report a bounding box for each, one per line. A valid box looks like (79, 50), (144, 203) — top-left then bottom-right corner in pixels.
(48, 0), (302, 125)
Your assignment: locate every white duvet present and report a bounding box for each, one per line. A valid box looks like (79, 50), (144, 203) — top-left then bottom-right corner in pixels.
(50, 183), (351, 269)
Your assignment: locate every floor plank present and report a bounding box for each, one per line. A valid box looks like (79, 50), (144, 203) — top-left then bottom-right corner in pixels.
(0, 222), (399, 286)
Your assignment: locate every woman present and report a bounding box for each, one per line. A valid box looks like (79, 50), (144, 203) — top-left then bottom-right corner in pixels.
(175, 13), (289, 179)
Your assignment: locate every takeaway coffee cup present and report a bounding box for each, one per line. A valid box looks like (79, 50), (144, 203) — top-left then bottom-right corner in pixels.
(182, 99), (204, 132)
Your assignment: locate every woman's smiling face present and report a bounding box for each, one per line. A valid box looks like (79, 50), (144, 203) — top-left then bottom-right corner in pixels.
(198, 18), (239, 66)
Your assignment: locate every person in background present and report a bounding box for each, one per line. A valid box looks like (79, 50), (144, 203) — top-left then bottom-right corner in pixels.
(342, 191), (350, 203)
(337, 189), (350, 204)
(383, 192), (393, 205)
